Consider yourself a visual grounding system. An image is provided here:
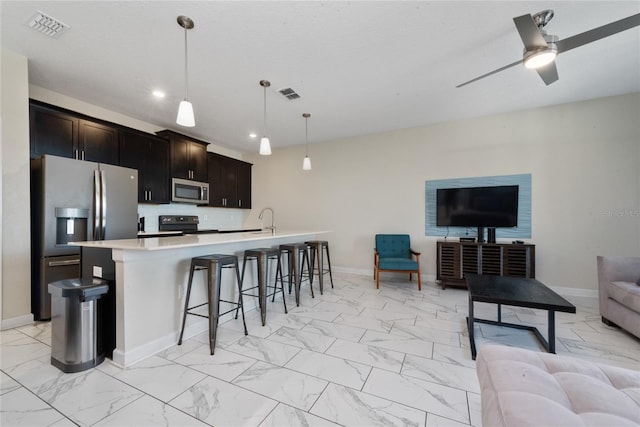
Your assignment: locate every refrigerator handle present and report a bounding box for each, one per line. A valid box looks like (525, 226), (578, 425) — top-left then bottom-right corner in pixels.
(94, 170), (101, 240)
(100, 170), (107, 240)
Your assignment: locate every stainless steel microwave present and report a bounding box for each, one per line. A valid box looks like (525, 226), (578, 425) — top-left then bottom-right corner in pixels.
(171, 178), (209, 204)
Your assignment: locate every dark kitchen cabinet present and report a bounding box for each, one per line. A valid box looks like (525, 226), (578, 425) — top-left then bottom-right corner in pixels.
(208, 152), (252, 209)
(30, 103), (77, 159)
(157, 130), (208, 182)
(29, 100), (119, 165)
(119, 129), (170, 204)
(78, 119), (118, 164)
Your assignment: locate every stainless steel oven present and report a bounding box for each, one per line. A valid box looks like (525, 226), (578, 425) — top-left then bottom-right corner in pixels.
(171, 178), (209, 204)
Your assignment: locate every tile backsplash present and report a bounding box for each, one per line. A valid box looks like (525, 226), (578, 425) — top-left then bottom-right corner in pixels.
(138, 204), (251, 232)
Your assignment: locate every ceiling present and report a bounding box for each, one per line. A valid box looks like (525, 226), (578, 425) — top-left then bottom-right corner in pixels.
(2, 1), (639, 153)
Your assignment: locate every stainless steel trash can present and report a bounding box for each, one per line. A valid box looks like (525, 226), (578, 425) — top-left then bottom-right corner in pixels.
(48, 278), (109, 373)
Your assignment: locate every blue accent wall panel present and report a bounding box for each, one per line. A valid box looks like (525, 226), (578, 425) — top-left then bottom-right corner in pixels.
(425, 174), (531, 239)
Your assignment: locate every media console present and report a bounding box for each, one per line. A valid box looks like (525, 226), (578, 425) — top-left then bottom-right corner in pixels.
(436, 241), (535, 289)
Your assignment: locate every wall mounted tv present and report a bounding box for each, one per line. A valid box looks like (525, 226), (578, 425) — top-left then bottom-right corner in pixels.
(436, 185), (519, 239)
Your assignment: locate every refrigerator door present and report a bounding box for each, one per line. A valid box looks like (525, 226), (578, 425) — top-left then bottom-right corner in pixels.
(98, 163), (138, 240)
(40, 155), (94, 257)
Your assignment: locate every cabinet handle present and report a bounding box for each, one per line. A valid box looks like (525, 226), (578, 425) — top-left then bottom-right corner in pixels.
(75, 149), (79, 159)
(82, 150), (85, 160)
(148, 190), (152, 200)
(239, 199), (242, 207)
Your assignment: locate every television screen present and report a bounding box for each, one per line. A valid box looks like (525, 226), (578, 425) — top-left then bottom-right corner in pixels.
(436, 185), (519, 227)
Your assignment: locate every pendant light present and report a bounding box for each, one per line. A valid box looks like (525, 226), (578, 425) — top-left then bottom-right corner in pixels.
(259, 80), (272, 155)
(302, 113), (312, 171)
(176, 16), (195, 127)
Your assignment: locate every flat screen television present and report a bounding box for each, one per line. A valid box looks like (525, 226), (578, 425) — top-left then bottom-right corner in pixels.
(436, 185), (519, 228)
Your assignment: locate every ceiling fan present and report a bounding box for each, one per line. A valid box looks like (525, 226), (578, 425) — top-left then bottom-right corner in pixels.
(456, 10), (640, 88)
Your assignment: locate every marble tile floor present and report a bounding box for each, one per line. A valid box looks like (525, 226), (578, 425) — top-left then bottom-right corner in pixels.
(2, 272), (639, 426)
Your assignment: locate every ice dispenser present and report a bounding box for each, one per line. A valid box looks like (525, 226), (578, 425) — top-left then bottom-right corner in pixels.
(55, 208), (89, 245)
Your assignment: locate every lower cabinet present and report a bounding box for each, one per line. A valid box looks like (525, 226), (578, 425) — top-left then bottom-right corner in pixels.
(436, 241), (535, 289)
(207, 152), (252, 209)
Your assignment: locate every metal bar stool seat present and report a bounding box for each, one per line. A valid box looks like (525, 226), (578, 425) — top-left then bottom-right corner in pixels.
(279, 243), (313, 307)
(178, 254), (248, 355)
(235, 247), (287, 326)
(305, 240), (334, 295)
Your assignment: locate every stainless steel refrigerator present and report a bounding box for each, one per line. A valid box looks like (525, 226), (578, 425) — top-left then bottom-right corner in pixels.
(31, 155), (138, 320)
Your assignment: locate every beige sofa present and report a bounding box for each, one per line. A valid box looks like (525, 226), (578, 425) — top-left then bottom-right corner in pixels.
(476, 344), (640, 427)
(597, 255), (640, 339)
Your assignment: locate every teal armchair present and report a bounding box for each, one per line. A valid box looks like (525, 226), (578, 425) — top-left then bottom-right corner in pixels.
(374, 234), (421, 290)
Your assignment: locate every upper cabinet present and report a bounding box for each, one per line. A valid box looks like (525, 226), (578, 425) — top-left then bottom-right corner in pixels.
(119, 129), (170, 204)
(208, 152), (252, 209)
(157, 130), (208, 182)
(30, 100), (119, 165)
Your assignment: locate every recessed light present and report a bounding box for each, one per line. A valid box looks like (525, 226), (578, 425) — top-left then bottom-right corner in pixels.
(152, 90), (166, 98)
(249, 133), (257, 138)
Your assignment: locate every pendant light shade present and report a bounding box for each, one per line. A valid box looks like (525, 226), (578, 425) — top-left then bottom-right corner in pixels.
(176, 16), (195, 127)
(177, 100), (195, 127)
(259, 137), (272, 155)
(302, 113), (312, 171)
(259, 80), (272, 155)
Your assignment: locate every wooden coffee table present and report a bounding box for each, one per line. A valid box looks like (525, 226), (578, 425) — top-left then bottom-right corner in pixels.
(466, 274), (576, 360)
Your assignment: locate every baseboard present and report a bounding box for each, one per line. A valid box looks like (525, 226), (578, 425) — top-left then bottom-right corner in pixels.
(332, 266), (437, 285)
(111, 306), (259, 368)
(1, 313), (35, 330)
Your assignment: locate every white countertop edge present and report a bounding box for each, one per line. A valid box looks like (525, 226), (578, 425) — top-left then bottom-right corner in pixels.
(70, 230), (329, 251)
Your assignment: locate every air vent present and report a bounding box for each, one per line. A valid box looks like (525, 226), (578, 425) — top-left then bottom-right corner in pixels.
(27, 11), (70, 38)
(278, 87), (301, 100)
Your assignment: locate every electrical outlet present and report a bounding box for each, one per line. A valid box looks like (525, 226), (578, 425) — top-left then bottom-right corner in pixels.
(93, 266), (103, 278)
(203, 214), (208, 220)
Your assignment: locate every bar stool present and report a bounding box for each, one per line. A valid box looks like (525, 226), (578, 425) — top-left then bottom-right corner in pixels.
(279, 243), (313, 306)
(235, 248), (287, 326)
(305, 240), (334, 295)
(178, 254), (248, 355)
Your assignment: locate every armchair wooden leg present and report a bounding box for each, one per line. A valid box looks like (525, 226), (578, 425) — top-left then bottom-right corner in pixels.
(375, 268), (380, 289)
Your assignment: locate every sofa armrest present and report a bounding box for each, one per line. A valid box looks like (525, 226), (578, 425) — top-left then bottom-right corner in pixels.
(597, 256), (640, 316)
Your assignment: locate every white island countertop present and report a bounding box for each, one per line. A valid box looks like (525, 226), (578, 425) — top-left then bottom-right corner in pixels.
(70, 229), (327, 367)
(71, 229), (327, 251)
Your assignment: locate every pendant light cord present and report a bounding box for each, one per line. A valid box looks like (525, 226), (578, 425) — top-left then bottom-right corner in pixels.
(263, 86), (268, 137)
(305, 116), (309, 156)
(183, 26), (189, 100)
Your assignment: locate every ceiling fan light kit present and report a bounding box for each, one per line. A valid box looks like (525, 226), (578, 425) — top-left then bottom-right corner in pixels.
(457, 10), (640, 88)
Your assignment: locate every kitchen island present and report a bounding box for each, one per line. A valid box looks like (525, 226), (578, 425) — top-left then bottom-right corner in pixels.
(72, 230), (326, 367)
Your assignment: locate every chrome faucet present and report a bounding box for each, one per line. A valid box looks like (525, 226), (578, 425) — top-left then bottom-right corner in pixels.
(258, 207), (275, 233)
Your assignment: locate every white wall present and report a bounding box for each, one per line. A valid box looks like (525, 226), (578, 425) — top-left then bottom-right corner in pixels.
(245, 93), (640, 294)
(1, 48), (32, 327)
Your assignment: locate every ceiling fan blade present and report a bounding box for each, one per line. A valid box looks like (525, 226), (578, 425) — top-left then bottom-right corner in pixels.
(536, 61), (559, 85)
(456, 59), (523, 88)
(513, 14), (549, 50)
(556, 13), (640, 53)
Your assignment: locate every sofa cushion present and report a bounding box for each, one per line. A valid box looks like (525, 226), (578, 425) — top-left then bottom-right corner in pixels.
(476, 344), (640, 427)
(610, 281), (640, 313)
